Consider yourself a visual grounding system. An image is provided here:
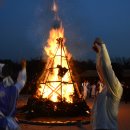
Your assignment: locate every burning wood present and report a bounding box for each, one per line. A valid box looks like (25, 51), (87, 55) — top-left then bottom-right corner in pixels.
(26, 95), (90, 118)
(25, 0), (90, 118)
(36, 37), (77, 103)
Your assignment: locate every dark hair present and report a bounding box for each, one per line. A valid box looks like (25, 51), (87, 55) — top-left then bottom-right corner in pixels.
(2, 64), (13, 77)
(0, 77), (3, 82)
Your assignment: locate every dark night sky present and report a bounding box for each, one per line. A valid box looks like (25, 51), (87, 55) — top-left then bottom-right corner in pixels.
(0, 0), (130, 61)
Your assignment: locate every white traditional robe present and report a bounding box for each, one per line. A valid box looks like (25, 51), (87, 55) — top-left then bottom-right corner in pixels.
(82, 81), (89, 100)
(92, 44), (123, 130)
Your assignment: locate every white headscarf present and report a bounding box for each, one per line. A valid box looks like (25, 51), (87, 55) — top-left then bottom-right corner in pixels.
(3, 76), (14, 87)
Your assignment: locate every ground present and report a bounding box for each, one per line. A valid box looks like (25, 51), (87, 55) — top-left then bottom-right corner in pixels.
(17, 95), (130, 130)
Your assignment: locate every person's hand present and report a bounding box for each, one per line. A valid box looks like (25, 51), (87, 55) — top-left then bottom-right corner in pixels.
(92, 43), (101, 53)
(79, 94), (82, 99)
(21, 60), (26, 69)
(92, 38), (103, 53)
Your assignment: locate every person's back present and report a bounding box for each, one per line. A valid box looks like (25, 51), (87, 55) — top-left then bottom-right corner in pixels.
(0, 83), (19, 129)
(92, 85), (122, 130)
(0, 83), (18, 115)
(82, 80), (89, 100)
(0, 60), (26, 130)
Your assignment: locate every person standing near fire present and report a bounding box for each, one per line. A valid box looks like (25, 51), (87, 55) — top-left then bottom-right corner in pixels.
(91, 81), (96, 98)
(95, 80), (103, 97)
(82, 80), (89, 101)
(91, 38), (123, 130)
(0, 60), (26, 130)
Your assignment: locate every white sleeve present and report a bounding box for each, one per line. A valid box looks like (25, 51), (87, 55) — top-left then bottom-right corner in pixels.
(100, 44), (122, 99)
(15, 68), (26, 93)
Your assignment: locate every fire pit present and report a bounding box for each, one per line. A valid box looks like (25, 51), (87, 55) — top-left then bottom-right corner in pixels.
(17, 1), (91, 125)
(26, 95), (90, 117)
(23, 37), (91, 120)
(17, 97), (90, 126)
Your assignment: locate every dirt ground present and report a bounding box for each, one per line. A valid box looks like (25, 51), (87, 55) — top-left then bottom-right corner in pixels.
(17, 95), (130, 130)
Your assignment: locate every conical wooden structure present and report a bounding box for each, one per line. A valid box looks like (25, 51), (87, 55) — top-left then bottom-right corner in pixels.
(36, 37), (80, 103)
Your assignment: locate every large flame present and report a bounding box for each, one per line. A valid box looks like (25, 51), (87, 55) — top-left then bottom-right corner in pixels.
(36, 24), (74, 103)
(36, 0), (75, 103)
(45, 26), (64, 58)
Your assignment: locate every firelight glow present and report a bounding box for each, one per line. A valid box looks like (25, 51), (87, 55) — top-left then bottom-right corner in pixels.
(35, 0), (75, 103)
(36, 25), (74, 103)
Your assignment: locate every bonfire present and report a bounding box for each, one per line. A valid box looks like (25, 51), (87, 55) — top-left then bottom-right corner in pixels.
(26, 0), (90, 118)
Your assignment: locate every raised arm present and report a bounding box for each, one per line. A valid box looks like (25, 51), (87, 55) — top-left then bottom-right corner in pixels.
(93, 38), (123, 99)
(15, 60), (27, 93)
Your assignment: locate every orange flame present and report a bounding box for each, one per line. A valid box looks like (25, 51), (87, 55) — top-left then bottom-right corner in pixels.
(36, 0), (75, 103)
(45, 26), (64, 57)
(36, 24), (74, 103)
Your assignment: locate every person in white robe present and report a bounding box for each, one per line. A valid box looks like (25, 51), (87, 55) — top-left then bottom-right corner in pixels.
(82, 80), (89, 101)
(91, 38), (123, 130)
(91, 82), (96, 98)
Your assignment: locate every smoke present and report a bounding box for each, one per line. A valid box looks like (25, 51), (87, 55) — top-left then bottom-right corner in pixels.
(51, 0), (62, 29)
(52, 19), (62, 29)
(52, 0), (58, 13)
